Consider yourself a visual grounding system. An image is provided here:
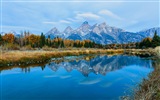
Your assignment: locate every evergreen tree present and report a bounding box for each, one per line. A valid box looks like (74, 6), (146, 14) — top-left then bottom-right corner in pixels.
(139, 37), (152, 48)
(48, 35), (51, 47)
(0, 34), (3, 45)
(40, 32), (45, 48)
(152, 31), (160, 47)
(61, 40), (64, 48)
(46, 39), (49, 46)
(73, 42), (77, 47)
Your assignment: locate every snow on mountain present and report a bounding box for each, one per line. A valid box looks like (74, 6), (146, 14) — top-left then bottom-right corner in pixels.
(45, 27), (61, 39)
(64, 26), (73, 34)
(0, 31), (20, 37)
(138, 27), (160, 38)
(76, 21), (91, 36)
(0, 32), (5, 36)
(44, 21), (160, 44)
(63, 26), (74, 37)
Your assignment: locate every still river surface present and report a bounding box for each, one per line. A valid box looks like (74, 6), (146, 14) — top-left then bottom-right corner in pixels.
(0, 55), (153, 100)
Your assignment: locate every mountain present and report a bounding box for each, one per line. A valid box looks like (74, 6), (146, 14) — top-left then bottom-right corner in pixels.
(76, 21), (91, 36)
(45, 21), (160, 44)
(0, 31), (20, 37)
(63, 26), (74, 37)
(45, 27), (61, 39)
(0, 32), (5, 35)
(138, 27), (160, 38)
(46, 21), (159, 44)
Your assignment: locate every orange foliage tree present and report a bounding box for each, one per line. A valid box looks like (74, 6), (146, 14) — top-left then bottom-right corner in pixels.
(29, 34), (40, 47)
(2, 33), (15, 43)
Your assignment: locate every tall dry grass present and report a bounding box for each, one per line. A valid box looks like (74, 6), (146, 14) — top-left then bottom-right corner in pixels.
(155, 46), (160, 58)
(0, 49), (124, 67)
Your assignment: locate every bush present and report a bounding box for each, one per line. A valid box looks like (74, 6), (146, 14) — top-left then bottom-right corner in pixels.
(2, 43), (20, 50)
(42, 45), (53, 51)
(20, 45), (33, 50)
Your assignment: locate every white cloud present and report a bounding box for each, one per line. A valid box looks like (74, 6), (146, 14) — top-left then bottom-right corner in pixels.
(43, 21), (56, 24)
(65, 12), (102, 23)
(76, 12), (101, 20)
(59, 20), (71, 24)
(43, 20), (71, 25)
(67, 18), (77, 22)
(99, 10), (123, 20)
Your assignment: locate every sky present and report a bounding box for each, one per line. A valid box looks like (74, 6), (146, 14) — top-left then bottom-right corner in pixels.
(0, 0), (160, 34)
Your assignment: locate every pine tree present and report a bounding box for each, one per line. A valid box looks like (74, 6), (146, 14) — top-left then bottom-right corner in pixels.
(61, 40), (64, 48)
(152, 31), (160, 47)
(40, 32), (45, 48)
(139, 37), (152, 48)
(0, 34), (3, 45)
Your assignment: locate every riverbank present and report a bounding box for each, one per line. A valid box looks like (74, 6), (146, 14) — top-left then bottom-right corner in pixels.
(0, 48), (123, 67)
(133, 58), (160, 99)
(133, 47), (160, 100)
(0, 48), (158, 67)
(124, 48), (156, 57)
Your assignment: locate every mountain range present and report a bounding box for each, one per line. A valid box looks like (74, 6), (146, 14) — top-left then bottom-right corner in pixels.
(1, 21), (160, 44)
(45, 21), (160, 44)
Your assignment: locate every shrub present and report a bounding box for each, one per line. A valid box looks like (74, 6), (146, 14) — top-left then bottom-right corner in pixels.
(20, 45), (33, 50)
(42, 45), (53, 51)
(2, 43), (20, 50)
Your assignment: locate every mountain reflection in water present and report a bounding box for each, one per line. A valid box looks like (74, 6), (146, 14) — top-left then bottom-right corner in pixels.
(47, 55), (152, 77)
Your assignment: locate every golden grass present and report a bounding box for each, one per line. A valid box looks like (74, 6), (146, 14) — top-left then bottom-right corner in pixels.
(0, 49), (124, 67)
(124, 48), (156, 57)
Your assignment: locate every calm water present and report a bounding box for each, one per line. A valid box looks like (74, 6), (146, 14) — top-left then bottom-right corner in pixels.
(0, 55), (153, 100)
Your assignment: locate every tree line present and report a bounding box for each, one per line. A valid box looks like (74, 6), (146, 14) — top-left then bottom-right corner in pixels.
(0, 31), (102, 49)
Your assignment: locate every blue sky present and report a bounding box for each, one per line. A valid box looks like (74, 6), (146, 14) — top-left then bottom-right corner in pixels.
(0, 0), (159, 34)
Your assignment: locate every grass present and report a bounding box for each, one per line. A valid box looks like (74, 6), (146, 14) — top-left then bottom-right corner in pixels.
(124, 48), (156, 57)
(0, 48), (124, 67)
(133, 47), (160, 100)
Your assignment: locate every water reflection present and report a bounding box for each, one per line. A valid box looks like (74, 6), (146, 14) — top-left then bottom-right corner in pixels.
(47, 55), (152, 77)
(0, 55), (154, 100)
(0, 55), (152, 76)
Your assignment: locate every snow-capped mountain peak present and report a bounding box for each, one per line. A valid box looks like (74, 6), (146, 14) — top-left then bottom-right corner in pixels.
(82, 21), (89, 25)
(64, 26), (73, 33)
(77, 21), (91, 36)
(46, 27), (60, 35)
(99, 22), (107, 28)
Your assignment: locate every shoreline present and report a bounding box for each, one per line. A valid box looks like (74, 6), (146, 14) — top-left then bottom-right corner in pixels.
(0, 49), (124, 67)
(0, 48), (157, 67)
(133, 57), (160, 99)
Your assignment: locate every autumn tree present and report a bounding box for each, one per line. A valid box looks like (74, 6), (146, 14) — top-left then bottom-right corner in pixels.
(29, 34), (40, 48)
(2, 33), (14, 44)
